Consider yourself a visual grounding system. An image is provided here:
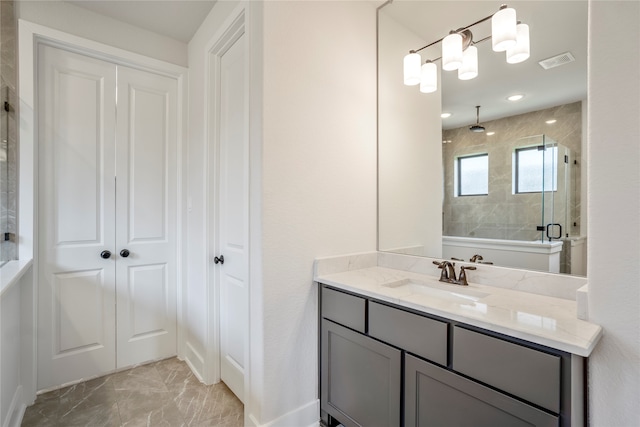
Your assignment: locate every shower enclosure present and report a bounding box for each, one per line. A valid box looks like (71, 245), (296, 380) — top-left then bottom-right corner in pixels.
(443, 134), (578, 243)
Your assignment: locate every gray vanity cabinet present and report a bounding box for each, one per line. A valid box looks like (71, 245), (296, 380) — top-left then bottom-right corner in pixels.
(405, 354), (558, 427)
(321, 319), (401, 427)
(319, 284), (580, 427)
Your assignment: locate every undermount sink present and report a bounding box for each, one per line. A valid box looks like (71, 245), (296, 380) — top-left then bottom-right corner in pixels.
(382, 278), (489, 303)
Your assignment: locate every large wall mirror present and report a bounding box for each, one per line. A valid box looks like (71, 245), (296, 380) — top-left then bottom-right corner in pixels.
(378, 1), (588, 276)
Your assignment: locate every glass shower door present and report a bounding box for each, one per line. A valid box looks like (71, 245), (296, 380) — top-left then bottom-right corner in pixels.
(541, 136), (571, 242)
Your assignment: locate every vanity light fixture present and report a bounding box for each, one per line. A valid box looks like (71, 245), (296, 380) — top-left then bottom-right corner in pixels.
(403, 4), (530, 92)
(507, 94), (524, 101)
(420, 61), (438, 93)
(506, 22), (530, 63)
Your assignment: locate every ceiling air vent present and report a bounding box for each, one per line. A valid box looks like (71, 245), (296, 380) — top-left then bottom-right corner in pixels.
(538, 52), (575, 70)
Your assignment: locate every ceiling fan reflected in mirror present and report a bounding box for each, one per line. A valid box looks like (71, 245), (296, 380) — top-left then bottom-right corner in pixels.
(469, 105), (485, 132)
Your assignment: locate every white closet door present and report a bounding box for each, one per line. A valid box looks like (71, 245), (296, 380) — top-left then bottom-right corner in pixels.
(37, 45), (117, 389)
(114, 66), (178, 368)
(217, 31), (249, 401)
(38, 45), (179, 388)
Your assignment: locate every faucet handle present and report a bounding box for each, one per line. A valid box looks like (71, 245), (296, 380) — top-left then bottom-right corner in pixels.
(458, 265), (477, 286)
(433, 260), (454, 282)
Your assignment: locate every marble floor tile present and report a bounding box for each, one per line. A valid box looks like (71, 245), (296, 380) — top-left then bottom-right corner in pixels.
(21, 357), (244, 427)
(112, 364), (167, 392)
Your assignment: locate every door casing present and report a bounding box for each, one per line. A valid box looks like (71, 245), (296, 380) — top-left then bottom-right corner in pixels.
(19, 20), (187, 392)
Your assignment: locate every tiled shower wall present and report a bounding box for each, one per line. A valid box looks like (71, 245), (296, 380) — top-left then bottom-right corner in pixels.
(0, 0), (17, 262)
(442, 101), (583, 241)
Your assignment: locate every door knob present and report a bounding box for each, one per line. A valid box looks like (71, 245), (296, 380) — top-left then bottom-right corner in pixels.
(214, 255), (224, 265)
(100, 250), (112, 259)
(120, 249), (130, 258)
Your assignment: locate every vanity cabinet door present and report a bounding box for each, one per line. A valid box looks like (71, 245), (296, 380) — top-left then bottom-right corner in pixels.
(405, 354), (558, 427)
(321, 319), (401, 427)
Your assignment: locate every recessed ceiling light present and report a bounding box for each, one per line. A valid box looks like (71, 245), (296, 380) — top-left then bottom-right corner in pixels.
(486, 131), (496, 136)
(507, 94), (524, 101)
(546, 119), (557, 124)
(441, 113), (452, 118)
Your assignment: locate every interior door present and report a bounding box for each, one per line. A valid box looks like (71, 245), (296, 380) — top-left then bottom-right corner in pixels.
(216, 30), (249, 401)
(114, 65), (178, 368)
(37, 44), (118, 389)
(37, 44), (179, 389)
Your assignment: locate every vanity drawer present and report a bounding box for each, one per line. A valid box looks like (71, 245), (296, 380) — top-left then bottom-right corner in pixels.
(369, 302), (447, 365)
(452, 326), (561, 413)
(321, 286), (366, 333)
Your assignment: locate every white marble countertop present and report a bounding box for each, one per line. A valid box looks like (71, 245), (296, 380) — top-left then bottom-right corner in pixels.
(315, 265), (602, 357)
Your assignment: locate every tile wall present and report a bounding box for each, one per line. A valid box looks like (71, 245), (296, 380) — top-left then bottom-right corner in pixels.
(442, 102), (582, 242)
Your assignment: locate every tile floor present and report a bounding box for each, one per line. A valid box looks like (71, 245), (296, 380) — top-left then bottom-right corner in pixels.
(21, 357), (244, 427)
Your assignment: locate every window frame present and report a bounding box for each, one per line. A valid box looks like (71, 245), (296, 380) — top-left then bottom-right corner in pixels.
(514, 145), (558, 194)
(456, 153), (489, 197)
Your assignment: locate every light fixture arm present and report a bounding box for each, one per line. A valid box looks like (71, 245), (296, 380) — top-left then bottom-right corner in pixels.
(409, 5), (507, 55)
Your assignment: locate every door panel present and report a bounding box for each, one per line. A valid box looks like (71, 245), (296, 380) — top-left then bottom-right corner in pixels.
(54, 270), (106, 354)
(115, 65), (178, 368)
(217, 31), (248, 402)
(37, 45), (117, 389)
(127, 264), (169, 339)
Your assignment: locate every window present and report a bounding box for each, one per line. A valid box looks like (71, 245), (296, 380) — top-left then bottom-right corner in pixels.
(456, 154), (488, 196)
(515, 146), (558, 193)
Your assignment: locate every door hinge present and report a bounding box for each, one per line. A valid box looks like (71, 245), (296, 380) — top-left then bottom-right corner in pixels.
(3, 102), (9, 112)
(564, 155), (569, 164)
(4, 232), (15, 242)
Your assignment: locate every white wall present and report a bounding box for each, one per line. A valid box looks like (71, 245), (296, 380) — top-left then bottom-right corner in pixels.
(378, 10), (443, 257)
(257, 1), (377, 424)
(15, 0), (187, 66)
(587, 1), (640, 425)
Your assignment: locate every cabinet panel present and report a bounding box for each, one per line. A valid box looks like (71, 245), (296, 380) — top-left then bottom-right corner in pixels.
(321, 287), (366, 333)
(321, 319), (401, 427)
(405, 354), (558, 427)
(369, 301), (447, 365)
(453, 326), (561, 413)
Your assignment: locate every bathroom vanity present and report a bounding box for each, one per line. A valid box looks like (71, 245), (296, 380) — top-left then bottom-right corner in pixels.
(315, 252), (602, 427)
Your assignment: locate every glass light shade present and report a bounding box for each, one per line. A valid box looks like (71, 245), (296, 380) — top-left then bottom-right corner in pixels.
(506, 23), (530, 64)
(492, 7), (517, 52)
(442, 33), (463, 71)
(419, 62), (438, 93)
(403, 52), (422, 86)
(458, 45), (478, 80)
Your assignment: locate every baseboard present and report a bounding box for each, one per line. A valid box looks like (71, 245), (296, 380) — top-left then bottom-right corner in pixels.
(3, 385), (24, 427)
(247, 399), (320, 427)
(183, 342), (205, 383)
